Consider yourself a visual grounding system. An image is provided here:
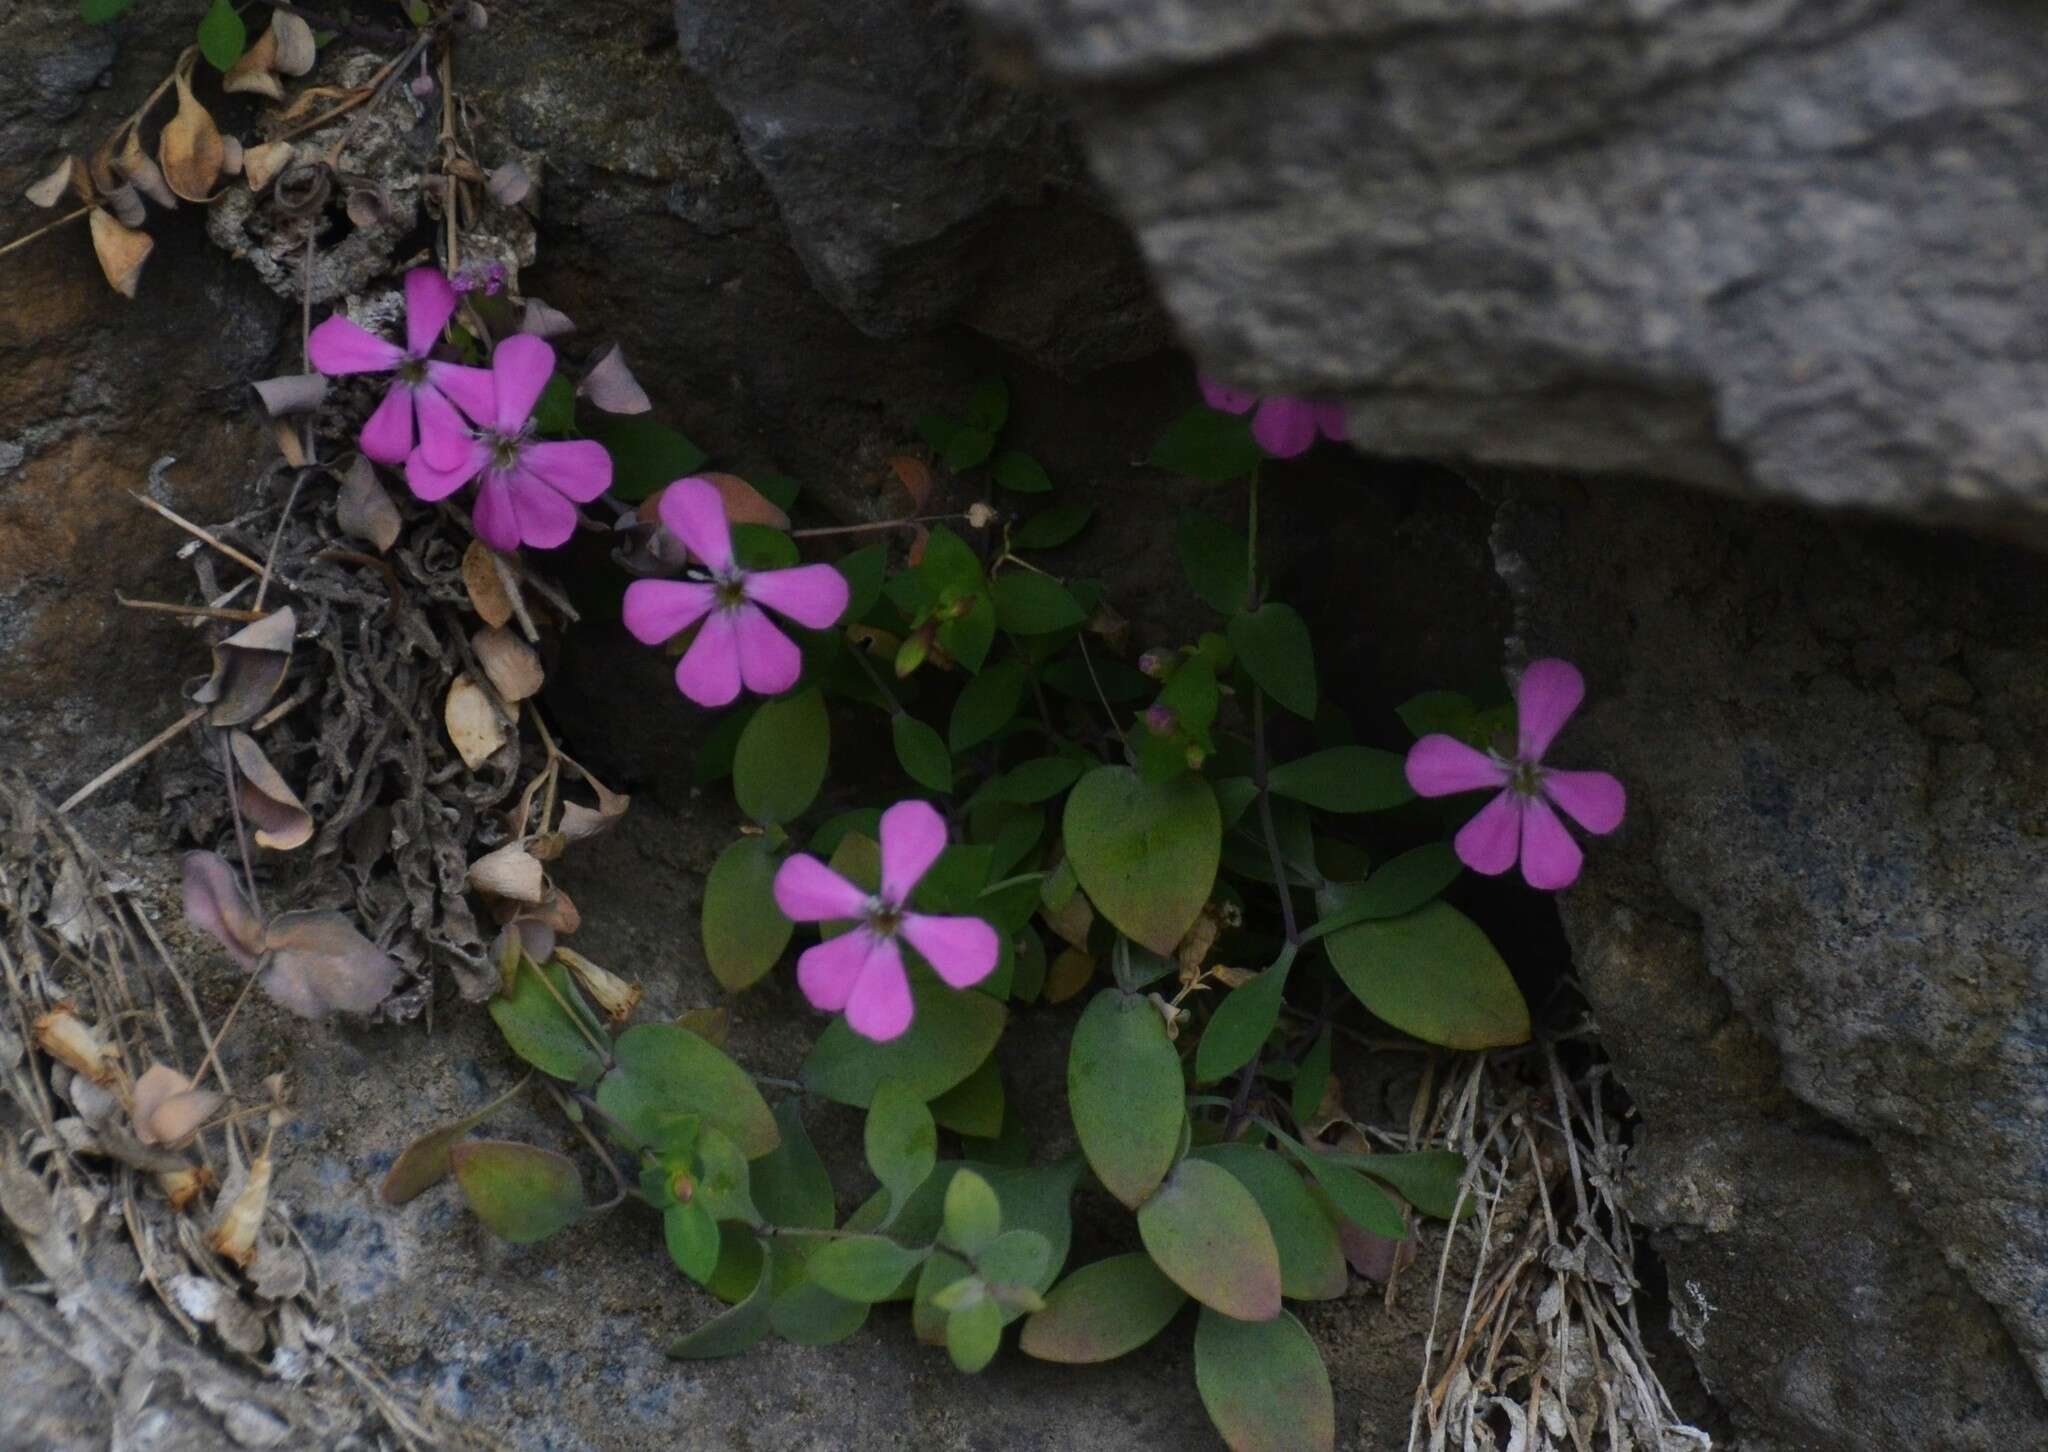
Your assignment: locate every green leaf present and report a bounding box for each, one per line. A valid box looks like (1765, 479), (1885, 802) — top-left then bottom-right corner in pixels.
(1012, 503), (1093, 551)
(196, 0), (246, 71)
(80, 0), (138, 23)
(1193, 1144), (1347, 1301)
(928, 1054), (1005, 1138)
(597, 1023), (780, 1158)
(977, 1229), (1051, 1291)
(733, 688), (828, 825)
(1063, 766), (1222, 954)
(939, 596), (997, 673)
(1177, 511), (1251, 615)
(964, 379), (1010, 434)
(593, 418), (708, 502)
(802, 963), (1008, 1104)
(769, 1245), (869, 1344)
(379, 1078), (529, 1206)
(1020, 1253), (1187, 1363)
(1325, 900), (1531, 1049)
(751, 1100), (837, 1230)
(1317, 1149), (1468, 1221)
(865, 1079), (937, 1219)
(836, 543), (889, 621)
(450, 1141), (583, 1244)
(807, 1236), (929, 1302)
(942, 1168), (1001, 1258)
(946, 1293), (1004, 1372)
(945, 427), (995, 471)
(665, 1200), (722, 1281)
(1267, 747), (1415, 813)
(488, 961), (605, 1087)
(1136, 1158), (1283, 1322)
(1229, 605), (1317, 719)
(1396, 689), (1478, 740)
(1291, 1024), (1333, 1129)
(1305, 843), (1464, 942)
(993, 451), (1052, 494)
(1194, 1308), (1336, 1452)
(917, 413), (958, 455)
(532, 374), (577, 437)
(693, 1125), (760, 1225)
(693, 703), (755, 785)
(991, 571), (1086, 635)
(704, 1221), (766, 1304)
(1068, 989), (1185, 1209)
(1194, 956), (1291, 1083)
(731, 524), (798, 571)
(702, 837), (792, 991)
(1284, 1145), (1406, 1238)
(891, 713), (954, 793)
(1151, 408), (1263, 483)
(949, 660), (1030, 752)
(992, 756), (1084, 805)
(669, 1238), (777, 1359)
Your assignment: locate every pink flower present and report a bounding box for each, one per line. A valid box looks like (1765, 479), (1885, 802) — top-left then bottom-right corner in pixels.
(772, 800), (999, 1041)
(404, 334), (613, 552)
(308, 268), (495, 469)
(1199, 376), (1348, 458)
(620, 478), (850, 707)
(1404, 659), (1626, 891)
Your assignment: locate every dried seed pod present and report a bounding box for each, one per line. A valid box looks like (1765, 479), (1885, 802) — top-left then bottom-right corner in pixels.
(158, 1164), (215, 1213)
(24, 155), (78, 208)
(445, 673), (513, 768)
(556, 946), (642, 1022)
(223, 29), (285, 100)
(34, 1006), (121, 1086)
(335, 455), (401, 552)
(241, 140), (293, 193)
(157, 71), (225, 202)
(100, 182), (146, 228)
(471, 626), (544, 702)
(88, 207), (153, 298)
(270, 9), (317, 75)
(209, 1154), (273, 1267)
(219, 135), (244, 176)
(467, 842), (544, 903)
(116, 131), (179, 209)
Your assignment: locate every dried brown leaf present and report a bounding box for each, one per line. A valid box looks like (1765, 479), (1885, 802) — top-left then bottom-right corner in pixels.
(88, 207), (153, 299)
(228, 730), (313, 850)
(336, 455), (400, 551)
(467, 842), (544, 903)
(241, 140), (293, 193)
(132, 1064), (222, 1148)
(112, 129), (178, 210)
(25, 155), (77, 208)
(270, 9), (317, 75)
(251, 372), (327, 417)
(158, 72), (225, 202)
(461, 540), (515, 628)
(219, 134), (244, 176)
(209, 1154), (271, 1265)
(577, 343), (649, 414)
(557, 947), (640, 1021)
(445, 673), (512, 768)
(485, 159), (531, 207)
(182, 850), (264, 968)
(890, 455), (933, 506)
(223, 29), (284, 99)
(702, 473), (791, 530)
(260, 910), (401, 1017)
(519, 299), (575, 338)
(472, 626), (544, 702)
(100, 181), (145, 227)
(33, 1006), (121, 1085)
(194, 607), (296, 726)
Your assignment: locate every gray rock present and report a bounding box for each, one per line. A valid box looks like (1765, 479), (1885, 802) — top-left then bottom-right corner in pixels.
(963, 0), (2048, 532)
(1495, 477), (2048, 1445)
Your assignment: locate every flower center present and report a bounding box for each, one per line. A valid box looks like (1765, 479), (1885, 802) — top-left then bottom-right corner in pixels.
(1507, 759), (1545, 797)
(864, 897), (902, 938)
(397, 355), (428, 387)
(483, 429), (524, 471)
(713, 574), (748, 610)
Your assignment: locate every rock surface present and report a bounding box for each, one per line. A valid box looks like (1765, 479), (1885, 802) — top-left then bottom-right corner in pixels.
(965, 0), (2048, 532)
(1496, 478), (2048, 1446)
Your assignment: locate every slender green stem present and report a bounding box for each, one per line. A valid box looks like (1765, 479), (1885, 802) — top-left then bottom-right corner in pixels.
(847, 636), (906, 715)
(1252, 692), (1301, 947)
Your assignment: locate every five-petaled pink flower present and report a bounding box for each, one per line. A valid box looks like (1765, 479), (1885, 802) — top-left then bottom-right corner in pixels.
(621, 478), (850, 707)
(772, 800), (999, 1041)
(1199, 376), (1349, 459)
(308, 268), (495, 469)
(404, 333), (613, 552)
(1405, 659), (1626, 890)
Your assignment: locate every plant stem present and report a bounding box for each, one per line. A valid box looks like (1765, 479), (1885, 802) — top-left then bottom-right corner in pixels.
(1252, 690), (1300, 947)
(789, 512), (972, 540)
(846, 639), (905, 714)
(0, 206), (91, 261)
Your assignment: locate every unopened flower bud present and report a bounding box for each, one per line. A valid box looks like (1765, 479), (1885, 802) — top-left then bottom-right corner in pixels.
(947, 594), (978, 621)
(557, 946), (642, 1022)
(966, 502), (997, 529)
(34, 1005), (122, 1086)
(1144, 704), (1178, 737)
(895, 629), (931, 679)
(670, 1169), (695, 1204)
(1138, 650), (1173, 681)
(1183, 743), (1207, 770)
(158, 1165), (215, 1214)
(209, 1155), (273, 1267)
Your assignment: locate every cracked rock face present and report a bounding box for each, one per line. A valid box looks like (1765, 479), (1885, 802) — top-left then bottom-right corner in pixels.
(964, 0), (2048, 533)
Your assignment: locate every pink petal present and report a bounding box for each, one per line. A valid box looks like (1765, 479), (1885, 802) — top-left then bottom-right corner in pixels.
(1406, 735), (1508, 797)
(308, 314), (402, 375)
(675, 610), (742, 707)
(403, 267), (459, 356)
(357, 381), (414, 465)
(1519, 795), (1584, 890)
(1515, 658), (1585, 761)
(655, 478), (735, 573)
(404, 439), (489, 502)
(621, 579), (716, 645)
(878, 798), (948, 902)
(899, 912), (998, 989)
(1313, 401), (1349, 443)
(470, 470), (522, 552)
(1198, 376), (1256, 415)
(732, 604), (803, 696)
(497, 465), (582, 550)
(773, 854), (870, 922)
(745, 563), (850, 631)
(425, 361), (496, 424)
(489, 333), (556, 431)
(1453, 790), (1523, 877)
(412, 382), (474, 470)
(795, 927), (878, 1013)
(1251, 398), (1318, 457)
(522, 439), (612, 503)
(1542, 770), (1625, 835)
(845, 937), (913, 1042)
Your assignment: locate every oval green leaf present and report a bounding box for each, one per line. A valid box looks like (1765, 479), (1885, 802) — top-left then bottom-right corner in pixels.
(450, 1140), (583, 1244)
(949, 659), (1030, 752)
(665, 1200), (721, 1281)
(1194, 1307), (1336, 1452)
(1020, 1253), (1187, 1364)
(1193, 957), (1291, 1083)
(1229, 605), (1317, 720)
(733, 687), (828, 825)
(991, 572), (1086, 635)
(1325, 899), (1531, 1049)
(1193, 1144), (1347, 1301)
(1063, 766), (1221, 955)
(892, 713), (954, 793)
(669, 1237), (777, 1359)
(802, 963), (1007, 1105)
(1137, 1158), (1282, 1321)
(1176, 510), (1250, 615)
(751, 1099), (837, 1231)
(941, 1168), (1001, 1258)
(993, 450), (1051, 494)
(1068, 989), (1185, 1209)
(807, 1236), (929, 1302)
(1267, 746), (1414, 813)
(597, 1023), (780, 1158)
(488, 961), (605, 1087)
(1012, 503), (1093, 551)
(946, 1293), (1004, 1372)
(866, 1078), (938, 1218)
(769, 1244), (869, 1345)
(703, 836), (793, 991)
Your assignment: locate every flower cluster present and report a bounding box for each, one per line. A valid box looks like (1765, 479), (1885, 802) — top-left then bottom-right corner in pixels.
(1199, 376), (1348, 458)
(309, 268), (612, 552)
